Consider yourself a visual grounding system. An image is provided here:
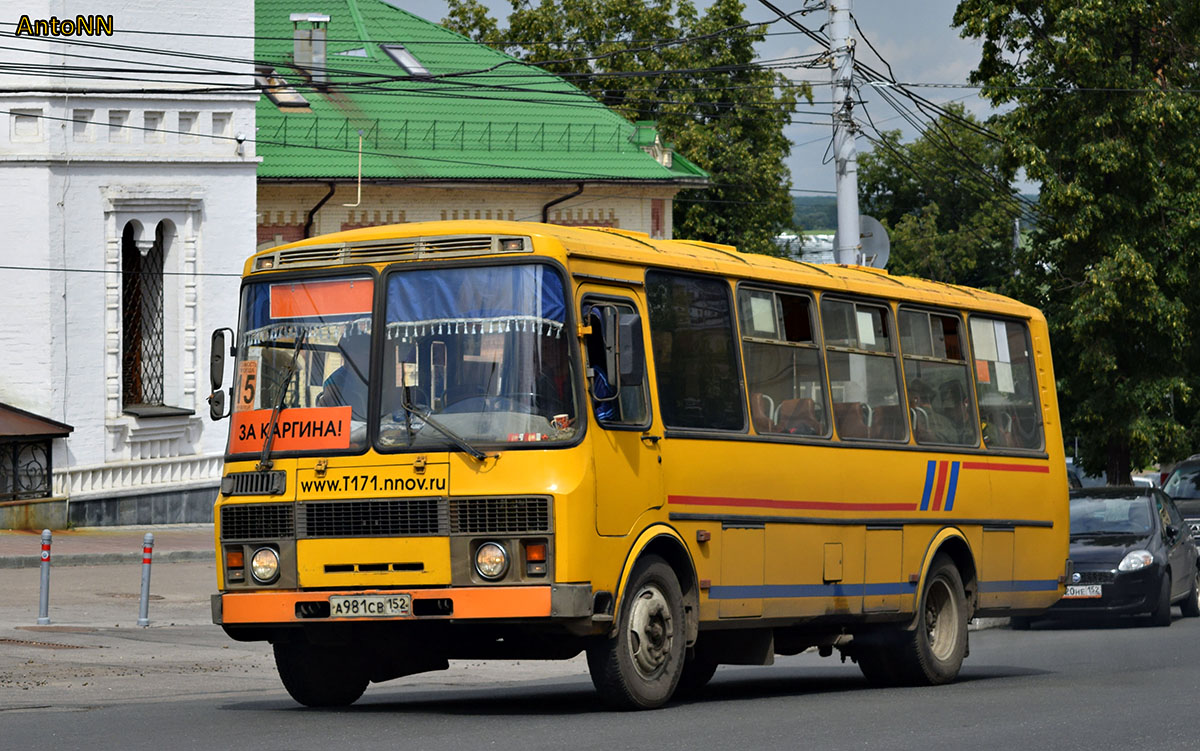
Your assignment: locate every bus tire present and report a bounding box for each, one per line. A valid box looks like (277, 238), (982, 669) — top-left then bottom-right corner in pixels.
(894, 555), (968, 685)
(586, 555), (685, 709)
(274, 641), (369, 707)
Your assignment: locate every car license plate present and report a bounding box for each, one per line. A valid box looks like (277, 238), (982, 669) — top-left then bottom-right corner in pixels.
(329, 594), (412, 617)
(1063, 584), (1102, 599)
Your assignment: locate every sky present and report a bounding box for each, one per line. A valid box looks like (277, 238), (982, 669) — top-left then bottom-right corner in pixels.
(383, 0), (1001, 197)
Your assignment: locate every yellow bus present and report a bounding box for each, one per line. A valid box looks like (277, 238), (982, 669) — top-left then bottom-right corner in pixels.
(207, 220), (1069, 709)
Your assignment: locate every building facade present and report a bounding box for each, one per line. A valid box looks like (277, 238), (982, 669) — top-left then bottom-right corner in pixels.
(0, 2), (257, 527)
(255, 0), (708, 250)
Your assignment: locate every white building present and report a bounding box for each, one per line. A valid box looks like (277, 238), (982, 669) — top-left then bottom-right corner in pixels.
(0, 2), (257, 527)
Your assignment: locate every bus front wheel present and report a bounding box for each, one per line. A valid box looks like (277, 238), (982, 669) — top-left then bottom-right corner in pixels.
(587, 555), (686, 709)
(274, 641), (369, 707)
(895, 555), (968, 685)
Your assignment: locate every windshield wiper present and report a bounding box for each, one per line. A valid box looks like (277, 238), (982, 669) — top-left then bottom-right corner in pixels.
(257, 331), (306, 471)
(397, 388), (490, 461)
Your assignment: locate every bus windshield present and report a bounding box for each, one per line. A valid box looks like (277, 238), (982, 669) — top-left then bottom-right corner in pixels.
(233, 275), (375, 455)
(377, 263), (577, 451)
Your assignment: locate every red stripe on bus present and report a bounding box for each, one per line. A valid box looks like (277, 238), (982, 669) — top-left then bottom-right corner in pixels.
(960, 462), (1050, 473)
(668, 496), (917, 512)
(931, 461), (949, 511)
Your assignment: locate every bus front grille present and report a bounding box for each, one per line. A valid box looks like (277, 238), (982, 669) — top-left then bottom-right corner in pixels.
(449, 496), (551, 534)
(220, 470), (286, 496)
(300, 498), (448, 537)
(221, 503), (295, 541)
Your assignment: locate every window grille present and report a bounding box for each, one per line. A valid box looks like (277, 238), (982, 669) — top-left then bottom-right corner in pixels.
(0, 439), (51, 501)
(122, 230), (165, 407)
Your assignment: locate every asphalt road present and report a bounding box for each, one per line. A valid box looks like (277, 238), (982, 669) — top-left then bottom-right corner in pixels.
(4, 562), (1199, 751)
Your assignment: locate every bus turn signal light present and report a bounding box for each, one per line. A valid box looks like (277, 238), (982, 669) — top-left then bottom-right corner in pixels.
(525, 542), (547, 576)
(226, 549), (244, 568)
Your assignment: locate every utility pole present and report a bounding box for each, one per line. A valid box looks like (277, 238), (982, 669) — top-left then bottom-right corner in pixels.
(830, 0), (860, 265)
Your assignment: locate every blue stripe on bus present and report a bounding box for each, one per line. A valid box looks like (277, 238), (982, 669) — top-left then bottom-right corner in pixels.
(977, 579), (1060, 593)
(920, 460), (936, 511)
(708, 583), (916, 599)
(944, 461), (961, 511)
(709, 580), (1060, 599)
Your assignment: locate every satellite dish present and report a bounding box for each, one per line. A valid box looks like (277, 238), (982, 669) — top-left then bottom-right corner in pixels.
(858, 215), (890, 268)
(833, 215), (891, 268)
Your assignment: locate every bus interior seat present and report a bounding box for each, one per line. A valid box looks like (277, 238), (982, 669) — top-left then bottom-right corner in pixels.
(777, 397), (822, 435)
(833, 401), (870, 440)
(751, 392), (776, 433)
(870, 404), (905, 440)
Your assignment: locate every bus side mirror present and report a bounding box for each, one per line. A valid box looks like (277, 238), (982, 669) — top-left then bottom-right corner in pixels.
(208, 328), (234, 421)
(585, 306), (622, 402)
(208, 389), (227, 421)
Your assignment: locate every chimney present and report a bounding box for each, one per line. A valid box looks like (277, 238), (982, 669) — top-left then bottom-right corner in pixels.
(291, 13), (330, 87)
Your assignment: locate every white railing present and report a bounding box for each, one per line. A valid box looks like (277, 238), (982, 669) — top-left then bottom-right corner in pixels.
(54, 454), (223, 499)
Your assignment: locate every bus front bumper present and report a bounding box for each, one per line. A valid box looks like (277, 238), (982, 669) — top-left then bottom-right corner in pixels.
(212, 584), (592, 626)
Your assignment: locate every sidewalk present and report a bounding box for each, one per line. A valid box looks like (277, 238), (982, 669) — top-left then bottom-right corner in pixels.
(0, 524), (214, 569)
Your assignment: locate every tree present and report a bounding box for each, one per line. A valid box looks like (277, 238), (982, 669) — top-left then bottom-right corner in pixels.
(857, 104), (1022, 291)
(953, 1), (1200, 482)
(443, 0), (806, 255)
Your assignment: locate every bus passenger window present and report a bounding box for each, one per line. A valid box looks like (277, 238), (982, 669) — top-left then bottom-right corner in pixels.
(737, 287), (829, 437)
(582, 300), (649, 427)
(968, 317), (1043, 451)
(899, 310), (979, 447)
(820, 298), (906, 442)
(646, 271), (745, 432)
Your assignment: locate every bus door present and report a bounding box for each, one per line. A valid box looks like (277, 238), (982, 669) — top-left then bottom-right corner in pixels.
(579, 289), (662, 536)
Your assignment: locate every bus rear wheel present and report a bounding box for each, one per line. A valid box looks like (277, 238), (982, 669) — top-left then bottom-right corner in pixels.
(587, 555), (685, 709)
(274, 641), (369, 707)
(894, 555), (968, 685)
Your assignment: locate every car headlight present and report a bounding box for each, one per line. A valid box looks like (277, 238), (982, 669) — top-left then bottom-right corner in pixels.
(1118, 550), (1154, 572)
(474, 542), (509, 580)
(250, 547), (280, 583)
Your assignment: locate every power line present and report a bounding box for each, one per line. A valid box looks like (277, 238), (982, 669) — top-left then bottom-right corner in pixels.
(0, 263), (241, 277)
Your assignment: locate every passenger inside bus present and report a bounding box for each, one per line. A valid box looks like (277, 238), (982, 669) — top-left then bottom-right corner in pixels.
(909, 378), (960, 444)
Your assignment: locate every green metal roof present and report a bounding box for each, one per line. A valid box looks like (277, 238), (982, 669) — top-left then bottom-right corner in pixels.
(255, 0), (709, 183)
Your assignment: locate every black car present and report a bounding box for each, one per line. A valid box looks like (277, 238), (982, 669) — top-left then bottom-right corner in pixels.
(1015, 486), (1200, 627)
(1162, 456), (1200, 537)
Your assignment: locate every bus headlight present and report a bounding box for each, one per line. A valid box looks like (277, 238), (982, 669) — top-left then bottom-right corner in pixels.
(250, 547), (280, 583)
(475, 542), (509, 580)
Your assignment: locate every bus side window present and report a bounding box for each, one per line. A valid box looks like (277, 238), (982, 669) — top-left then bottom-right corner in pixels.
(582, 299), (649, 427)
(820, 297), (906, 442)
(737, 286), (830, 437)
(968, 317), (1044, 451)
(899, 309), (979, 447)
(645, 271), (746, 432)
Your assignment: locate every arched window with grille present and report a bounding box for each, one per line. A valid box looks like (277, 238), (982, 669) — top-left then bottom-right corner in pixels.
(121, 221), (165, 409)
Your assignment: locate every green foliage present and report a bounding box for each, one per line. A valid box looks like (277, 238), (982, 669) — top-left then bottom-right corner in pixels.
(792, 196), (836, 232)
(857, 104), (1022, 291)
(443, 0), (807, 256)
(954, 0), (1200, 481)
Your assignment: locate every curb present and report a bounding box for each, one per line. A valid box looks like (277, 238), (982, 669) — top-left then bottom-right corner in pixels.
(0, 550), (214, 569)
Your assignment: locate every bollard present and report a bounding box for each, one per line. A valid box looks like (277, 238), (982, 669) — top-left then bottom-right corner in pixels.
(37, 529), (51, 625)
(137, 532), (154, 627)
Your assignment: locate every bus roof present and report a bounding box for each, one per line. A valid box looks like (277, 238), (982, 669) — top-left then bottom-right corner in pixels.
(253, 220), (1037, 319)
